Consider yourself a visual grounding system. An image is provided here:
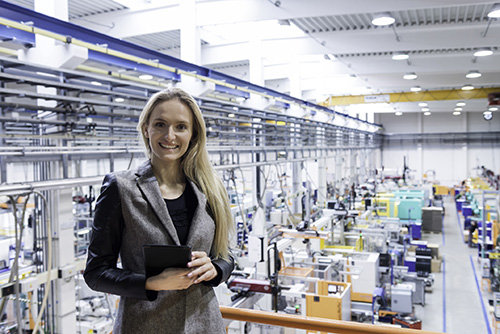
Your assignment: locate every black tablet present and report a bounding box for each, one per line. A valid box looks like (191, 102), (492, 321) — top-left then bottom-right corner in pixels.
(143, 244), (192, 278)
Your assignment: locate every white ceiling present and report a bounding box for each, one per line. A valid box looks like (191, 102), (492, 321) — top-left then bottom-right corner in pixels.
(4, 0), (500, 116)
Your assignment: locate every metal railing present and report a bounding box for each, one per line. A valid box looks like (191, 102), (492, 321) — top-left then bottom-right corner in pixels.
(220, 306), (446, 334)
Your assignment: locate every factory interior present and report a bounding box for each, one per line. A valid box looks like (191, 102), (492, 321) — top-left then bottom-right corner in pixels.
(0, 0), (499, 333)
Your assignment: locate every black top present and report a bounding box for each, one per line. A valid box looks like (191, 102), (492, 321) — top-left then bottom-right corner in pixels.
(164, 183), (197, 245)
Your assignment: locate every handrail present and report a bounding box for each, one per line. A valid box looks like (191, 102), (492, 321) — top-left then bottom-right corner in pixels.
(220, 306), (446, 334)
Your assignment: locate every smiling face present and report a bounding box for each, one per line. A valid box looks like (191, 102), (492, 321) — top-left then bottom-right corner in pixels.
(143, 99), (193, 167)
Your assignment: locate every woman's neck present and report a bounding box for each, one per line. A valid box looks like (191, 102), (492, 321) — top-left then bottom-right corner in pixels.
(151, 158), (185, 187)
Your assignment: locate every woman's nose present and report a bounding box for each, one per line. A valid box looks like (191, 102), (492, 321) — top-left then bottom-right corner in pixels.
(165, 126), (175, 140)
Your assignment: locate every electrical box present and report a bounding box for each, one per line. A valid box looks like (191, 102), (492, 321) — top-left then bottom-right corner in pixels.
(391, 284), (413, 313)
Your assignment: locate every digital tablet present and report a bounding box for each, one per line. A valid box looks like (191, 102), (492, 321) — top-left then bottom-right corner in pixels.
(143, 244), (192, 278)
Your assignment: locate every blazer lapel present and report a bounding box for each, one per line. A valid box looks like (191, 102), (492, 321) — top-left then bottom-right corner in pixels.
(135, 161), (181, 245)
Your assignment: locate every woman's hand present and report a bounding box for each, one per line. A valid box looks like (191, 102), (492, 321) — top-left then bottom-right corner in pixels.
(187, 251), (217, 284)
(145, 267), (195, 291)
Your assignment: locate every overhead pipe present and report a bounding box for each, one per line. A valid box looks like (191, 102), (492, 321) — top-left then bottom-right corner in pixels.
(0, 2), (382, 131)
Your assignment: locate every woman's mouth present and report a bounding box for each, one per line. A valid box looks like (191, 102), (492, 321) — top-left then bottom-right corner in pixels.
(159, 142), (177, 149)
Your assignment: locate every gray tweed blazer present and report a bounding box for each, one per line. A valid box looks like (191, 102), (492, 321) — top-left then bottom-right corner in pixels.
(84, 160), (233, 333)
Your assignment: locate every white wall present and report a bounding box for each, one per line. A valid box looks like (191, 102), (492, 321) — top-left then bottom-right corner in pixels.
(375, 112), (500, 187)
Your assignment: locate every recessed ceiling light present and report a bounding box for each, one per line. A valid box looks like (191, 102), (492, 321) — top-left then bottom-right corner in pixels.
(372, 12), (396, 26)
(453, 111), (461, 116)
(91, 81), (102, 86)
(456, 101), (466, 107)
(461, 85), (474, 90)
(488, 3), (500, 18)
(114, 97), (125, 103)
(418, 102), (428, 107)
(139, 74), (153, 80)
(473, 48), (493, 57)
(403, 72), (417, 80)
(489, 106), (499, 111)
(395, 111), (403, 116)
(410, 86), (422, 92)
(465, 70), (482, 79)
(424, 111), (431, 116)
(228, 113), (235, 118)
(392, 52), (409, 60)
(455, 107), (463, 111)
(421, 107), (430, 112)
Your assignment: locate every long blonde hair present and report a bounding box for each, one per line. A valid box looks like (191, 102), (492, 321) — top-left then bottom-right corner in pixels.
(137, 88), (233, 260)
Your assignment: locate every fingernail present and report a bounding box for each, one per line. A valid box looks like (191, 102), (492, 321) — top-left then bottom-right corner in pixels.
(187, 273), (192, 277)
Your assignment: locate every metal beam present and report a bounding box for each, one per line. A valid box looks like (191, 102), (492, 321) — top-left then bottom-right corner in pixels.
(324, 87), (500, 106)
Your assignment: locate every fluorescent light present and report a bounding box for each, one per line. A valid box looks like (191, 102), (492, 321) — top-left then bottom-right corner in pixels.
(465, 70), (481, 79)
(454, 107), (463, 111)
(456, 101), (466, 107)
(421, 107), (430, 112)
(139, 74), (153, 80)
(461, 85), (474, 90)
(372, 12), (395, 26)
(453, 111), (461, 115)
(473, 48), (493, 57)
(410, 86), (422, 92)
(395, 111), (403, 116)
(91, 81), (102, 86)
(36, 71), (57, 77)
(114, 97), (125, 103)
(403, 72), (417, 80)
(418, 102), (428, 107)
(489, 106), (498, 111)
(424, 111), (431, 116)
(228, 113), (235, 118)
(488, 3), (500, 18)
(392, 52), (409, 60)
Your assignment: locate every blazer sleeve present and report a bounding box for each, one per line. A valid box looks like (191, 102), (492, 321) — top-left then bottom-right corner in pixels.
(84, 173), (152, 301)
(204, 251), (235, 287)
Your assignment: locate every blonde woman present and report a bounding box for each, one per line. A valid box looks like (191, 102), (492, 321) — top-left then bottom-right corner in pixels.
(84, 88), (234, 333)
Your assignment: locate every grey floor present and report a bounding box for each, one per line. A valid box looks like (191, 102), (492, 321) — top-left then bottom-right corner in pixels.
(414, 196), (493, 334)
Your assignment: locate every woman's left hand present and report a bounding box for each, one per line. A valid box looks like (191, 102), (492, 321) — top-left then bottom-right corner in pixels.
(187, 251), (217, 284)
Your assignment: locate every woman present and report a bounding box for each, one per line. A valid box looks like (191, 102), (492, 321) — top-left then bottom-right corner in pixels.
(84, 88), (235, 333)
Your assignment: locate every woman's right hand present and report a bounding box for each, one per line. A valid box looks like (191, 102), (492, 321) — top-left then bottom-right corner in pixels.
(145, 267), (196, 291)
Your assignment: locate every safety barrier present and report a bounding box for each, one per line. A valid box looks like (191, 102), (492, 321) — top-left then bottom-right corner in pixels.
(220, 306), (445, 334)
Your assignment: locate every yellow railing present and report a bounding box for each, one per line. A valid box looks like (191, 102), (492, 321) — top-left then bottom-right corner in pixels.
(220, 306), (446, 334)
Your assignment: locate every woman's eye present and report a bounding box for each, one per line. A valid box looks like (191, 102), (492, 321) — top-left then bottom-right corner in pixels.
(177, 124), (187, 130)
(154, 122), (165, 128)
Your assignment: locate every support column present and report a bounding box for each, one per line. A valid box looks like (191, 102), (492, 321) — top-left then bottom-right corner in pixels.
(289, 56), (301, 99)
(292, 161), (302, 215)
(318, 158), (327, 209)
(349, 149), (357, 186)
(179, 0), (200, 65)
(335, 152), (343, 197)
(249, 36), (263, 86)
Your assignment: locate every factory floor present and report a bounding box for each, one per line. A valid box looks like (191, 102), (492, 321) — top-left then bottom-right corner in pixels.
(414, 196), (493, 334)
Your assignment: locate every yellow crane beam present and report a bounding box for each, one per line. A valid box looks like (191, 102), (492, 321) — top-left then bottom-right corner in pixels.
(322, 87), (500, 106)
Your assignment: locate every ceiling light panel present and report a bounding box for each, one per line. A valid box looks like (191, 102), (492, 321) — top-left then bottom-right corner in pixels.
(488, 3), (500, 18)
(372, 12), (396, 26)
(465, 70), (481, 79)
(403, 72), (417, 80)
(392, 52), (409, 60)
(473, 48), (493, 57)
